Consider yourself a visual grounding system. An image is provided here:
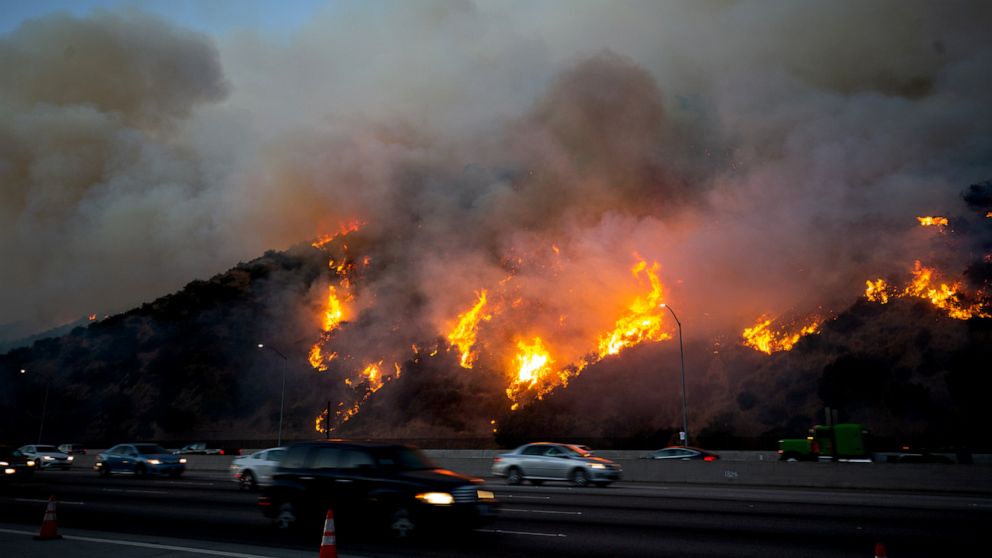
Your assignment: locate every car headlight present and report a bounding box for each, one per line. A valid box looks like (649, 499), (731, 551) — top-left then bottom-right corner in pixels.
(415, 492), (454, 506)
(179, 458), (187, 464)
(477, 490), (495, 501)
(67, 456), (74, 461)
(0, 461), (8, 466)
(43, 456), (54, 460)
(147, 459), (161, 465)
(589, 463), (606, 469)
(4, 468), (15, 475)
(27, 460), (36, 467)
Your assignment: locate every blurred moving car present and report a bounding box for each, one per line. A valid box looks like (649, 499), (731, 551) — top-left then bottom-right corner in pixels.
(258, 440), (497, 536)
(17, 445), (72, 470)
(231, 446), (286, 490)
(0, 445), (37, 479)
(174, 442), (224, 455)
(492, 442), (622, 487)
(641, 446), (720, 461)
(57, 443), (87, 455)
(95, 443), (186, 477)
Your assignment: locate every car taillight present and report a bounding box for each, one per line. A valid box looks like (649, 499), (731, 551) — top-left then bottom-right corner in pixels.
(703, 456), (717, 462)
(258, 496), (272, 507)
(219, 450), (225, 455)
(493, 457), (501, 463)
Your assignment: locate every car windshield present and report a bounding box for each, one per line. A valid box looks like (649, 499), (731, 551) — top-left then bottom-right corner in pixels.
(564, 445), (592, 457)
(134, 444), (169, 455)
(372, 446), (437, 471)
(36, 445), (58, 452)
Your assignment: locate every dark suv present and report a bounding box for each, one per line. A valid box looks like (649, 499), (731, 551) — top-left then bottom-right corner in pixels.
(258, 440), (497, 537)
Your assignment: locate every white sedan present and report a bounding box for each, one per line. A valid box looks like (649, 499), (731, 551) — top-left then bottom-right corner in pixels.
(229, 447), (286, 491)
(18, 445), (73, 470)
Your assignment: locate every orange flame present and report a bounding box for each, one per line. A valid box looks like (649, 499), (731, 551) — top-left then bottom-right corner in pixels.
(742, 316), (820, 354)
(864, 261), (989, 320)
(596, 261), (669, 357)
(506, 337), (554, 407)
(311, 221), (363, 248)
(916, 216), (949, 227)
(865, 278), (891, 304)
(446, 290), (491, 368)
(87, 313), (97, 321)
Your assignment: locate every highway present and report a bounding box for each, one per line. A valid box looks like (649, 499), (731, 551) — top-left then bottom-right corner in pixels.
(1, 467), (988, 557)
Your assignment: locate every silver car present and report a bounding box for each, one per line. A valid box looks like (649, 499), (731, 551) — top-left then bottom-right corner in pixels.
(229, 447), (286, 491)
(492, 443), (622, 487)
(18, 444), (73, 470)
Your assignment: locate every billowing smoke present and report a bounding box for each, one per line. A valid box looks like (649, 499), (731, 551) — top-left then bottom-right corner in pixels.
(3, 0), (991, 386)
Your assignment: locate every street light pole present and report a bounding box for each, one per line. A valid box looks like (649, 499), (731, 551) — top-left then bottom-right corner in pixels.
(257, 344), (288, 446)
(660, 304), (689, 447)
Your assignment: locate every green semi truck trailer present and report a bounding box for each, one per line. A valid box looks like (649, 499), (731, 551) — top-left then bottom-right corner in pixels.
(778, 423), (870, 461)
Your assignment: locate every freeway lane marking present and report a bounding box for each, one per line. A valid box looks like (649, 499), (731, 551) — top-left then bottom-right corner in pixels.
(100, 488), (169, 495)
(502, 508), (582, 515)
(13, 498), (85, 505)
(476, 528), (566, 538)
(0, 528), (284, 557)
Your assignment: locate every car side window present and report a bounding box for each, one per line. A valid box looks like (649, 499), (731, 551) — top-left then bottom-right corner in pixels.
(545, 446), (564, 457)
(339, 449), (375, 469)
(268, 449), (286, 462)
(521, 445), (546, 456)
(255, 451), (267, 460)
(312, 447), (342, 469)
(282, 445), (310, 468)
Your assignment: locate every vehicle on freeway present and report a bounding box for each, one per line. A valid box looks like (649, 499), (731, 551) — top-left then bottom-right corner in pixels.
(0, 445), (37, 480)
(57, 443), (87, 455)
(641, 446), (720, 461)
(174, 442), (225, 455)
(17, 444), (72, 470)
(95, 443), (187, 477)
(779, 423), (870, 461)
(258, 440), (497, 537)
(231, 446), (286, 491)
(492, 442), (622, 487)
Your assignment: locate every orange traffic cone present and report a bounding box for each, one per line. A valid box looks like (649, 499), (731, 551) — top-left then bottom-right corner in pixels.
(318, 508), (337, 558)
(874, 542), (887, 557)
(34, 495), (62, 540)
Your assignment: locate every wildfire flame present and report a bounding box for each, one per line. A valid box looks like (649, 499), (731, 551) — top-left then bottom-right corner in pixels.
(447, 290), (491, 368)
(596, 261), (669, 357)
(864, 261), (990, 320)
(916, 216), (949, 227)
(742, 315), (821, 354)
(87, 313), (97, 321)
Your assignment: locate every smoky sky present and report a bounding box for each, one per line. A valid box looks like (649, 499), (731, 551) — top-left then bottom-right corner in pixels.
(2, 0), (991, 345)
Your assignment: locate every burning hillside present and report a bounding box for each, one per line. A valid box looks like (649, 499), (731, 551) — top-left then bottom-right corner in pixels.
(3, 4), (992, 448)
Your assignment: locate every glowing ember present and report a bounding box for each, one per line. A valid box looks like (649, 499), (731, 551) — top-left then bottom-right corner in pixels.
(742, 315), (821, 354)
(88, 313), (97, 321)
(916, 216), (949, 227)
(447, 290), (491, 368)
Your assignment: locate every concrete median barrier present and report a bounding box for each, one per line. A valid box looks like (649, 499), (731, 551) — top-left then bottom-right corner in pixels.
(65, 449), (992, 493)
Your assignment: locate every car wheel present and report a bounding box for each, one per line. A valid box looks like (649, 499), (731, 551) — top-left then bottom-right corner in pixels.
(571, 468), (590, 487)
(135, 464), (147, 478)
(275, 502), (298, 531)
(388, 506), (416, 538)
(506, 466), (523, 485)
(240, 470), (257, 491)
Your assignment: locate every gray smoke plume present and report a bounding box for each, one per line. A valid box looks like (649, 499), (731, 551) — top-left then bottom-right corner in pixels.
(3, 0), (991, 369)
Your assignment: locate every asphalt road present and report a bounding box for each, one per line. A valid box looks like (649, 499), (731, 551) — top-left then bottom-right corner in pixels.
(1, 468), (988, 557)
